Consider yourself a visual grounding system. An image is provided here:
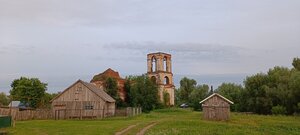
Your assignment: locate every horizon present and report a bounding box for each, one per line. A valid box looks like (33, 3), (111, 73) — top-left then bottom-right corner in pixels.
(0, 69), (277, 94)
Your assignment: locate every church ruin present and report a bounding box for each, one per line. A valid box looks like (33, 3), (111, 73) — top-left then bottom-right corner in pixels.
(147, 52), (175, 105)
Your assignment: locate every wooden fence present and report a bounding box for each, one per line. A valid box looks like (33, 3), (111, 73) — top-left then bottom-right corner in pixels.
(0, 108), (52, 121)
(0, 107), (141, 121)
(115, 107), (142, 117)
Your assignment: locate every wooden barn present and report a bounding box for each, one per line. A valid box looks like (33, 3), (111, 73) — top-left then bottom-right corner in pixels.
(200, 93), (234, 121)
(50, 80), (115, 120)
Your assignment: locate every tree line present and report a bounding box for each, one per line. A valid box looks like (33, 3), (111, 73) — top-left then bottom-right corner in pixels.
(176, 58), (300, 115)
(1, 58), (299, 115)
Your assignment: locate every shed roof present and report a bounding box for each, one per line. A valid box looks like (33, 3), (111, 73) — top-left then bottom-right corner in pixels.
(8, 101), (20, 107)
(199, 93), (234, 104)
(50, 80), (115, 103)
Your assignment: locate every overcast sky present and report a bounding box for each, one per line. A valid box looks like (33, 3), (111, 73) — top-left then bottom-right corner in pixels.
(0, 0), (300, 93)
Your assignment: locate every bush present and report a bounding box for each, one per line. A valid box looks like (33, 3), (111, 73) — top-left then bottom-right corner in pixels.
(271, 105), (287, 115)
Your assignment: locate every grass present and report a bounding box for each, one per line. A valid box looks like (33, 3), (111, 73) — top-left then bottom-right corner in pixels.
(1, 108), (300, 135)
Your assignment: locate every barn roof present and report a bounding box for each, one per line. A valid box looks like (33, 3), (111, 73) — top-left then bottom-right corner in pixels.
(50, 80), (115, 103)
(80, 80), (115, 102)
(199, 93), (234, 104)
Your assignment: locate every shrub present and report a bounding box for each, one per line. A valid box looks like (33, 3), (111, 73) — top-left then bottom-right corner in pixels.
(271, 105), (287, 115)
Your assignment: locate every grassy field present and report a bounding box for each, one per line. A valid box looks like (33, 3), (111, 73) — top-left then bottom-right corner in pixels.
(2, 108), (300, 135)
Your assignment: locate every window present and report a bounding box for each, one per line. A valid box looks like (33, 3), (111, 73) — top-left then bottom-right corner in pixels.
(163, 57), (168, 72)
(151, 76), (157, 84)
(151, 56), (157, 72)
(84, 105), (94, 110)
(164, 76), (170, 84)
(75, 86), (82, 94)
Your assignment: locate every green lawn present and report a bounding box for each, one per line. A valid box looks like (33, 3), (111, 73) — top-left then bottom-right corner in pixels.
(2, 108), (300, 135)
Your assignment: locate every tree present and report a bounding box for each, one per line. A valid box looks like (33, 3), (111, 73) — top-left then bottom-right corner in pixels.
(178, 77), (197, 104)
(126, 75), (160, 112)
(189, 84), (209, 111)
(124, 77), (132, 106)
(176, 77), (210, 110)
(288, 71), (300, 114)
(39, 92), (59, 108)
(243, 73), (272, 114)
(105, 77), (118, 97)
(292, 57), (300, 71)
(0, 92), (9, 106)
(216, 83), (243, 111)
(266, 67), (294, 114)
(10, 77), (47, 108)
(104, 77), (123, 107)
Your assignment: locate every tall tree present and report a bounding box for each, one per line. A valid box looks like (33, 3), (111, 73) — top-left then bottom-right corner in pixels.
(39, 92), (60, 108)
(124, 77), (132, 106)
(292, 57), (300, 71)
(216, 83), (243, 111)
(126, 75), (160, 112)
(244, 73), (272, 114)
(178, 77), (197, 104)
(10, 77), (47, 108)
(105, 77), (118, 98)
(104, 77), (123, 107)
(266, 67), (291, 114)
(189, 84), (209, 111)
(289, 71), (300, 113)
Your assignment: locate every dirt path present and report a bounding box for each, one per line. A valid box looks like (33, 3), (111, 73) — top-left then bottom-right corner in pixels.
(136, 122), (157, 135)
(115, 125), (137, 135)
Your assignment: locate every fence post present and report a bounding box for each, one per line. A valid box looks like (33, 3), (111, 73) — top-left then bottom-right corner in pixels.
(80, 101), (83, 120)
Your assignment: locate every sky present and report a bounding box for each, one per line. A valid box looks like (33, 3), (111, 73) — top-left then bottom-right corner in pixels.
(0, 0), (300, 93)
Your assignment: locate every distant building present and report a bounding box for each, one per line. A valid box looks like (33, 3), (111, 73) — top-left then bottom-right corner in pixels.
(8, 101), (31, 110)
(147, 52), (175, 105)
(8, 101), (21, 108)
(90, 68), (126, 101)
(200, 93), (234, 121)
(50, 80), (115, 119)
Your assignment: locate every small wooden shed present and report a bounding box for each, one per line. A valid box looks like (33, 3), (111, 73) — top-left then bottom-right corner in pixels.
(50, 80), (116, 120)
(200, 93), (234, 121)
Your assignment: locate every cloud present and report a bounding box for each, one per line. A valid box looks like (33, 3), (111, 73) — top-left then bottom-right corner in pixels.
(0, 44), (36, 55)
(104, 42), (244, 63)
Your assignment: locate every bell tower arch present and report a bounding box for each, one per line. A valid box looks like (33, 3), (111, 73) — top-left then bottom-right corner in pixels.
(147, 52), (175, 105)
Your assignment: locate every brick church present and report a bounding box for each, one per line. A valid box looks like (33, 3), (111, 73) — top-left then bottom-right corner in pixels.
(90, 52), (175, 105)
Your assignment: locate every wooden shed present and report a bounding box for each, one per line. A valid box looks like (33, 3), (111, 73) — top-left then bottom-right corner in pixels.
(50, 80), (115, 120)
(200, 93), (234, 121)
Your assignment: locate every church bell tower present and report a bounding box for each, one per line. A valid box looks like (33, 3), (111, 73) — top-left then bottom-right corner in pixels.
(147, 52), (175, 105)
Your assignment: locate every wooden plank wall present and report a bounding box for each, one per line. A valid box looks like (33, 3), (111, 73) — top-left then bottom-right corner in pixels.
(202, 95), (231, 121)
(52, 101), (117, 119)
